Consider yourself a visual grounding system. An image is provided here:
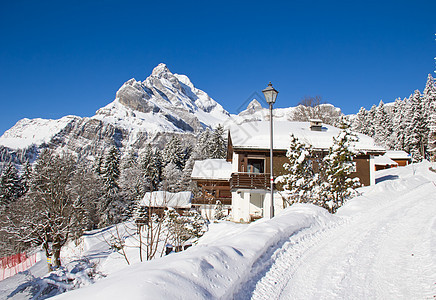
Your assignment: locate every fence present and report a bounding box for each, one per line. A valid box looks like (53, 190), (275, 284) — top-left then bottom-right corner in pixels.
(0, 252), (38, 281)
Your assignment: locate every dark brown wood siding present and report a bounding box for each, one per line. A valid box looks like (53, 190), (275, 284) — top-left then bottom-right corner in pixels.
(351, 156), (370, 186)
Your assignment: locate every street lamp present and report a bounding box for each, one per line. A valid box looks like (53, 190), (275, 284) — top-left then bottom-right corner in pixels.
(262, 82), (278, 218)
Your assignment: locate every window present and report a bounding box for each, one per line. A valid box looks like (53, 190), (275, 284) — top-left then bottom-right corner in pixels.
(247, 159), (264, 173)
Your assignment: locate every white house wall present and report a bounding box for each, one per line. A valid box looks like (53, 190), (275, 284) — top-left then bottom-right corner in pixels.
(232, 190), (284, 222)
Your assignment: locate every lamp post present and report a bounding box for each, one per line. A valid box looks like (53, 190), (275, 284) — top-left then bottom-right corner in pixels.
(262, 82), (278, 218)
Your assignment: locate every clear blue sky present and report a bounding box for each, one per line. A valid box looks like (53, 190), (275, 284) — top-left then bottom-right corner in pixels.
(0, 0), (435, 135)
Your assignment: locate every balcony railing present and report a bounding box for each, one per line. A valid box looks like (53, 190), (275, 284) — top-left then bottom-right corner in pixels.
(192, 196), (232, 206)
(230, 172), (270, 190)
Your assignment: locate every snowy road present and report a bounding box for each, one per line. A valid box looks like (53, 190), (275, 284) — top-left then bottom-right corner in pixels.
(235, 170), (436, 299)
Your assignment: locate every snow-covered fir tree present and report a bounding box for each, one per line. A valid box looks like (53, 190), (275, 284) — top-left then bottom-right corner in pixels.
(161, 162), (182, 192)
(391, 98), (408, 150)
(351, 107), (369, 135)
(0, 162), (23, 206)
(405, 90), (428, 160)
(374, 100), (392, 148)
(275, 134), (316, 205)
(119, 153), (146, 216)
(179, 157), (196, 191)
(161, 136), (185, 170)
(20, 161), (32, 195)
(139, 144), (161, 191)
(321, 121), (361, 213)
(424, 74), (436, 160)
(99, 146), (125, 226)
(210, 124), (227, 159)
(349, 75), (435, 160)
(102, 146), (121, 196)
(193, 129), (212, 159)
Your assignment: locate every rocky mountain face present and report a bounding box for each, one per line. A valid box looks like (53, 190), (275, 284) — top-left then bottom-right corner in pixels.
(0, 63), (344, 168)
(0, 64), (230, 166)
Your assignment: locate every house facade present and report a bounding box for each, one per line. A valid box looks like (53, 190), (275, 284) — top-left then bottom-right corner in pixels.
(192, 120), (385, 222)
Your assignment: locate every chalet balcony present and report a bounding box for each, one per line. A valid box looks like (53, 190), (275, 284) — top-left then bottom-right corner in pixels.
(192, 196), (232, 206)
(230, 172), (270, 190)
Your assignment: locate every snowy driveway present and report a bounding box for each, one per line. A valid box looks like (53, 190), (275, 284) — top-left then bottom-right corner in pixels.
(235, 170), (436, 299)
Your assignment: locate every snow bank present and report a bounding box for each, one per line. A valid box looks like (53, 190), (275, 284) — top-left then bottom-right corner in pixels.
(55, 205), (335, 299)
(339, 160), (436, 217)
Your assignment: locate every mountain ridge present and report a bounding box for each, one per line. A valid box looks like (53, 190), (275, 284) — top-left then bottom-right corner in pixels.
(0, 63), (343, 166)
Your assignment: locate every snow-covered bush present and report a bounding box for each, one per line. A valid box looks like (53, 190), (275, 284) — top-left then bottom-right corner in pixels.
(275, 134), (317, 205)
(9, 258), (105, 299)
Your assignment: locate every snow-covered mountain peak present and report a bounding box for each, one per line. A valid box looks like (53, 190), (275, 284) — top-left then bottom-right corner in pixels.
(151, 63), (171, 77)
(247, 99), (263, 110)
(92, 63), (230, 140)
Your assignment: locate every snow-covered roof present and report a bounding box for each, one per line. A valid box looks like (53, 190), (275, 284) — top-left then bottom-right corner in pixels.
(374, 155), (398, 166)
(384, 150), (411, 160)
(191, 159), (232, 180)
(227, 121), (385, 153)
(140, 191), (192, 209)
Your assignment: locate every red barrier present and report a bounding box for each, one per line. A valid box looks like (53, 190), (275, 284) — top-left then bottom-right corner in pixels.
(0, 252), (38, 281)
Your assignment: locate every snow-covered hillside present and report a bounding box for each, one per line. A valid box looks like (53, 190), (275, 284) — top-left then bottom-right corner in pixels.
(0, 116), (80, 149)
(42, 161), (435, 300)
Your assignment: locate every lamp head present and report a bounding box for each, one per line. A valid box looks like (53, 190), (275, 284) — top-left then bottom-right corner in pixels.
(262, 82), (278, 104)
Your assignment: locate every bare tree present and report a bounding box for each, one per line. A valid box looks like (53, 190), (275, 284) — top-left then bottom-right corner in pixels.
(292, 96), (342, 125)
(0, 150), (87, 270)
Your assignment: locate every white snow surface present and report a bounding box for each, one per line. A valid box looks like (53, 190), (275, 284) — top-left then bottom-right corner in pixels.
(191, 159), (233, 180)
(0, 115), (79, 149)
(54, 161), (436, 300)
(384, 150), (411, 160)
(374, 154), (398, 165)
(140, 191), (192, 209)
(227, 120), (385, 153)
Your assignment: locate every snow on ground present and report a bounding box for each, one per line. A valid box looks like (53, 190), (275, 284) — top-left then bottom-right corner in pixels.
(2, 161), (435, 299)
(55, 206), (335, 299)
(0, 252), (47, 299)
(235, 161), (436, 299)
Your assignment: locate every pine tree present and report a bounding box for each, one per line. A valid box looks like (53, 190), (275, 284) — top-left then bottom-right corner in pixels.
(405, 90), (428, 160)
(391, 98), (408, 150)
(162, 162), (182, 192)
(321, 122), (360, 213)
(193, 130), (212, 160)
(21, 161), (32, 195)
(139, 144), (161, 191)
(0, 162), (23, 206)
(161, 136), (185, 170)
(366, 104), (377, 137)
(374, 100), (392, 147)
(179, 157), (195, 191)
(102, 146), (121, 196)
(209, 124), (227, 159)
(275, 134), (316, 205)
(424, 74), (436, 160)
(351, 107), (368, 135)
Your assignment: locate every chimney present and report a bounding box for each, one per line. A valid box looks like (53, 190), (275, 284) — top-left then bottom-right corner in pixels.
(309, 119), (322, 131)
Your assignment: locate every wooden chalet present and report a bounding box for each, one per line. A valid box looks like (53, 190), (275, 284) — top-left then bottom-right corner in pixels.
(192, 120), (385, 222)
